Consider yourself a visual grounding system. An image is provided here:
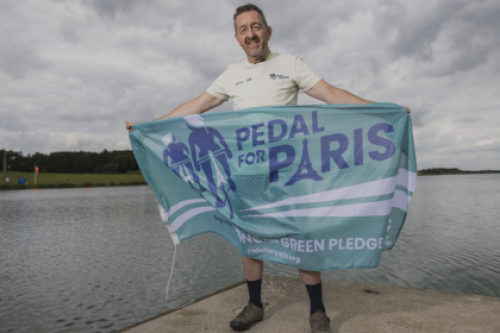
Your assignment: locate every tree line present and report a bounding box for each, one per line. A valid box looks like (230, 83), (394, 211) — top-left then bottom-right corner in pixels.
(1, 149), (139, 174)
(418, 167), (500, 175)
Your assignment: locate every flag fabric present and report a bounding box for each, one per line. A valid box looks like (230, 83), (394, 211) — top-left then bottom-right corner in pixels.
(129, 103), (417, 271)
(35, 166), (38, 174)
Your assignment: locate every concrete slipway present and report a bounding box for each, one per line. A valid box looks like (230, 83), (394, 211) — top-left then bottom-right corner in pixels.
(119, 275), (500, 333)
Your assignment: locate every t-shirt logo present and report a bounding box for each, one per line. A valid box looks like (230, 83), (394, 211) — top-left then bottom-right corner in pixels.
(270, 73), (289, 80)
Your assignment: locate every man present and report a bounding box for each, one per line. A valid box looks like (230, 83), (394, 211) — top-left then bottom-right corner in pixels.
(127, 4), (410, 332)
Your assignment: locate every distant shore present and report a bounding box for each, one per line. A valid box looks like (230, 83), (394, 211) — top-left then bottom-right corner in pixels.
(2, 169), (499, 191)
(0, 171), (147, 191)
(418, 168), (500, 176)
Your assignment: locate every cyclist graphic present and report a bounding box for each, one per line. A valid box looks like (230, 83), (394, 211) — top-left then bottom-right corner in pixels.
(184, 114), (236, 217)
(162, 133), (205, 192)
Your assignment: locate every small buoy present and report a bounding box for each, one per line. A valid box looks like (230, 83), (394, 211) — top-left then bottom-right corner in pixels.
(35, 189), (38, 192)
(148, 187), (151, 190)
(86, 188), (90, 191)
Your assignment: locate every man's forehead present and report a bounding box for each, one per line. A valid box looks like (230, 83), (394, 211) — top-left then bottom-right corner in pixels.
(235, 10), (264, 28)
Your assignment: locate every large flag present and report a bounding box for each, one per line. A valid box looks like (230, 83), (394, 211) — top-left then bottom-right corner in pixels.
(129, 103), (417, 271)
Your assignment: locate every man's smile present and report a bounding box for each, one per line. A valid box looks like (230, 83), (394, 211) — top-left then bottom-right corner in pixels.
(247, 40), (259, 46)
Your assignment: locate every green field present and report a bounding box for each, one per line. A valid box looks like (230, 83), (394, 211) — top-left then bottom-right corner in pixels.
(1, 172), (146, 189)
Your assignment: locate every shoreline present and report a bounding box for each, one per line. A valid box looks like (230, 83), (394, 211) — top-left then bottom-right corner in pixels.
(0, 181), (147, 191)
(3, 171), (499, 190)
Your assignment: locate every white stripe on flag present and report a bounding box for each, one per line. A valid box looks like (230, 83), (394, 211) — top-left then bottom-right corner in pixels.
(158, 204), (168, 221)
(164, 199), (208, 220)
(171, 206), (216, 231)
(241, 174), (398, 212)
(392, 190), (411, 212)
(165, 224), (180, 245)
(245, 199), (393, 218)
(241, 168), (417, 213)
(396, 168), (418, 192)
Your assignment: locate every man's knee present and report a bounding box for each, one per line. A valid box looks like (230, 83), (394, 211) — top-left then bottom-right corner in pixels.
(242, 257), (264, 265)
(298, 269), (321, 285)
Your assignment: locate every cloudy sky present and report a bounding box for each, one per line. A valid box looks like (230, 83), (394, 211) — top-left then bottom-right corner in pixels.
(1, 0), (499, 170)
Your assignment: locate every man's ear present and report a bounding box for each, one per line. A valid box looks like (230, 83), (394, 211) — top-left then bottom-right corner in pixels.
(234, 33), (242, 46)
(267, 26), (272, 41)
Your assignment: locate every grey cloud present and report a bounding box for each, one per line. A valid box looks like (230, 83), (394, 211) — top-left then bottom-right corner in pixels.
(386, 2), (453, 62)
(262, 0), (364, 55)
(59, 23), (82, 43)
(80, 0), (149, 19)
(0, 131), (50, 154)
(433, 0), (500, 76)
(453, 117), (482, 124)
(0, 107), (34, 132)
(409, 109), (432, 128)
(1, 0), (499, 170)
(0, 42), (49, 78)
(77, 0), (236, 80)
(375, 0), (500, 76)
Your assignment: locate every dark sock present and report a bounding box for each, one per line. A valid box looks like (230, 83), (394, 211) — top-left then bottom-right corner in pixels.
(305, 281), (326, 315)
(246, 279), (263, 308)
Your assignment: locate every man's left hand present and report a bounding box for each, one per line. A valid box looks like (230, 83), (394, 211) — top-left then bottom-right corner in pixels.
(126, 121), (144, 133)
(403, 106), (411, 113)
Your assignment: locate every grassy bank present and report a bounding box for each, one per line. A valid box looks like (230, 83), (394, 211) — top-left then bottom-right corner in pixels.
(0, 172), (147, 190)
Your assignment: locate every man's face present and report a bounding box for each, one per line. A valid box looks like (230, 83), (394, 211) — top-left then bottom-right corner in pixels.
(234, 10), (272, 59)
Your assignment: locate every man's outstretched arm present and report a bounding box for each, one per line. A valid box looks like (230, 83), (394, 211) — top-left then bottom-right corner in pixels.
(305, 80), (411, 113)
(126, 92), (224, 132)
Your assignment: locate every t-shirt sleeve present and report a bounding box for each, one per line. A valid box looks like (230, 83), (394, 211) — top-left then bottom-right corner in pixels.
(294, 56), (322, 92)
(206, 70), (230, 101)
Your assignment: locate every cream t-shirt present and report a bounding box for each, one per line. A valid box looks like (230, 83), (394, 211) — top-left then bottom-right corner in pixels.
(206, 52), (322, 110)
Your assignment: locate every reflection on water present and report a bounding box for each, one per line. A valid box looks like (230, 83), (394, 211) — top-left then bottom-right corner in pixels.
(1, 174), (499, 333)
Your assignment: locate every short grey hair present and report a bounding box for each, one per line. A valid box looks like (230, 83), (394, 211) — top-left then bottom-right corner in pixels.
(233, 4), (268, 33)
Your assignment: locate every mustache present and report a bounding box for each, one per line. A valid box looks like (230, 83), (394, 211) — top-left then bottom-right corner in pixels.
(245, 37), (260, 43)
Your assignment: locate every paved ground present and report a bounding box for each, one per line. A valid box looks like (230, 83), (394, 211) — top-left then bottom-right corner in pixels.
(120, 275), (500, 333)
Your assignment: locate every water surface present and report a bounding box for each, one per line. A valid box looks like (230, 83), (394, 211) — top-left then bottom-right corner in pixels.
(1, 174), (499, 332)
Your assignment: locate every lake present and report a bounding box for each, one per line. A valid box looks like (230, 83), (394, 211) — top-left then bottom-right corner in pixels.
(1, 174), (499, 332)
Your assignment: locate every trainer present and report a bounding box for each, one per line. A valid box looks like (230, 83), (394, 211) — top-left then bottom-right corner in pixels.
(127, 4), (410, 333)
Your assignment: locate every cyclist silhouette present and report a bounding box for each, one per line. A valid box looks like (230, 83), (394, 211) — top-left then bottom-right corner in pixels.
(184, 115), (236, 211)
(162, 133), (205, 192)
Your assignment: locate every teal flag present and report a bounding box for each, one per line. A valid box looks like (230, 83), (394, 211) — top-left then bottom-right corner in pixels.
(129, 103), (417, 271)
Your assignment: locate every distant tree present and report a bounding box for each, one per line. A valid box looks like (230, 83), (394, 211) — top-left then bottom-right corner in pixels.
(4, 149), (140, 174)
(52, 153), (71, 173)
(113, 155), (135, 172)
(102, 162), (119, 173)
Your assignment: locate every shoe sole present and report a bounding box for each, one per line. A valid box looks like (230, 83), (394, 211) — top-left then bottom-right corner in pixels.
(230, 318), (263, 331)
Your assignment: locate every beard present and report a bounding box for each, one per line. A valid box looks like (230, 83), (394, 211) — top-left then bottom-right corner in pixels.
(246, 47), (263, 57)
(245, 40), (268, 58)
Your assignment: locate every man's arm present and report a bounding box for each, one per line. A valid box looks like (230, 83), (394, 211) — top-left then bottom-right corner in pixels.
(306, 80), (411, 113)
(126, 92), (224, 132)
(306, 80), (371, 105)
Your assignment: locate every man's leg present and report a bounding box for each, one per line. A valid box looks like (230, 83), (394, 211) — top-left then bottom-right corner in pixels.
(242, 257), (263, 308)
(299, 269), (331, 332)
(230, 257), (264, 331)
(299, 269), (324, 313)
(299, 269), (321, 286)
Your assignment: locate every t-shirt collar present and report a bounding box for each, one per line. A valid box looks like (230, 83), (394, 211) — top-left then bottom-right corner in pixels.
(250, 52), (273, 64)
